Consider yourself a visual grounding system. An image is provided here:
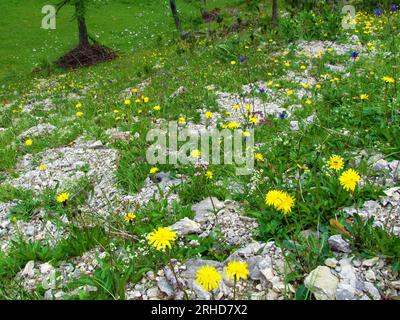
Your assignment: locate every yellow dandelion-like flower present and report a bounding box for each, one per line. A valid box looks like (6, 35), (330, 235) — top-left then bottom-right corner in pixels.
(328, 155), (344, 171)
(124, 212), (136, 223)
(205, 111), (213, 119)
(153, 105), (161, 111)
(191, 149), (201, 158)
(232, 104), (240, 110)
(149, 167), (159, 174)
(225, 261), (249, 281)
(75, 103), (82, 108)
(265, 190), (284, 207)
(382, 76), (395, 84)
(124, 99), (131, 105)
(143, 97), (150, 103)
(227, 121), (240, 129)
(38, 164), (47, 171)
(360, 94), (369, 101)
(287, 89), (294, 96)
(276, 193), (295, 215)
(147, 227), (177, 251)
(230, 60), (237, 65)
(265, 190), (295, 215)
(206, 170), (213, 179)
(178, 117), (186, 124)
(249, 116), (259, 124)
(243, 131), (251, 137)
(339, 169), (361, 192)
(195, 265), (221, 291)
(56, 192), (69, 203)
(255, 153), (264, 162)
(76, 111), (83, 117)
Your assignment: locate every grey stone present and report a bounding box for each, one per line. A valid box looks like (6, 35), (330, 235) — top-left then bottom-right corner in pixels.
(324, 258), (338, 268)
(362, 257), (379, 267)
(304, 266), (339, 300)
(192, 197), (224, 224)
(328, 234), (352, 253)
(169, 217), (201, 236)
(22, 261), (35, 277)
(157, 277), (175, 297)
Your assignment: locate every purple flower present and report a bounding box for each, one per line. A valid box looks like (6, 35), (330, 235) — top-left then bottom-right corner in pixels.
(279, 112), (286, 119)
(351, 52), (359, 59)
(258, 88), (265, 93)
(374, 8), (382, 16)
(239, 57), (247, 63)
(390, 4), (397, 11)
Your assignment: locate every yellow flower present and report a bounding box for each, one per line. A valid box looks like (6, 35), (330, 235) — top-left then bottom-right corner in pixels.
(38, 164), (47, 171)
(328, 155), (344, 171)
(75, 103), (82, 108)
(265, 190), (284, 207)
(300, 65), (307, 70)
(360, 94), (369, 101)
(276, 192), (295, 215)
(305, 99), (313, 105)
(205, 111), (213, 119)
(232, 104), (240, 110)
(124, 212), (136, 223)
(131, 88), (139, 93)
(150, 167), (159, 174)
(143, 97), (150, 103)
(230, 60), (237, 65)
(249, 116), (259, 124)
(284, 62), (290, 67)
(191, 149), (201, 158)
(153, 105), (161, 111)
(227, 121), (240, 129)
(124, 99), (131, 105)
(382, 76), (395, 84)
(225, 261), (249, 281)
(195, 265), (221, 291)
(24, 139), (33, 146)
(178, 117), (186, 124)
(76, 111), (83, 117)
(255, 153), (264, 162)
(206, 170), (213, 179)
(265, 190), (295, 215)
(315, 84), (322, 89)
(147, 227), (177, 251)
(56, 192), (69, 203)
(287, 89), (294, 96)
(243, 131), (251, 137)
(339, 169), (361, 192)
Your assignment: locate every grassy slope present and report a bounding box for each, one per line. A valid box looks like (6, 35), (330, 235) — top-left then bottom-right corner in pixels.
(0, 0), (399, 299)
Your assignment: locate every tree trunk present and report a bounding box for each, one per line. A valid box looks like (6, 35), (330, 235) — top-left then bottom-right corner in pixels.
(169, 0), (183, 36)
(75, 0), (89, 47)
(272, 0), (278, 28)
